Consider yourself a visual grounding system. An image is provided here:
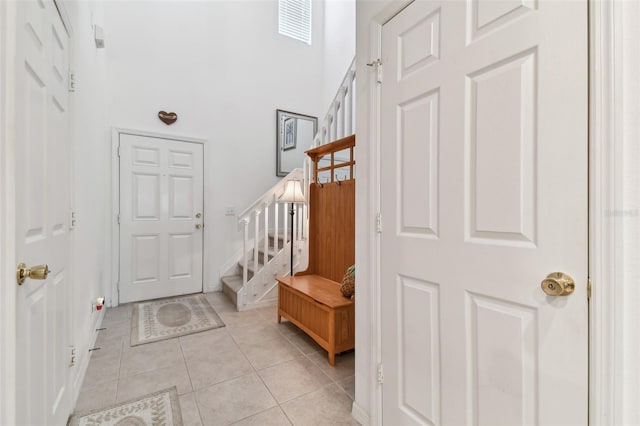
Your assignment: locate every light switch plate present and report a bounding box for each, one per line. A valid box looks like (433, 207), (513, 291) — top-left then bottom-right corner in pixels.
(225, 206), (236, 216)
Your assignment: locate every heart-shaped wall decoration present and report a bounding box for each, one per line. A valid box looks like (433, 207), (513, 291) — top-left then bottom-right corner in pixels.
(158, 111), (178, 125)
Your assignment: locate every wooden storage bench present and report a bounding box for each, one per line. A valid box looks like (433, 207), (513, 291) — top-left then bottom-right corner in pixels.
(276, 275), (354, 366)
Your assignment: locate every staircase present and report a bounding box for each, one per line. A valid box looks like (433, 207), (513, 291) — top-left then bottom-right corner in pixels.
(220, 58), (356, 311)
(220, 168), (308, 311)
(221, 233), (288, 308)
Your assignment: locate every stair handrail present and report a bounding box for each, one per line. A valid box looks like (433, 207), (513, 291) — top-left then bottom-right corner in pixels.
(313, 57), (356, 149)
(237, 168), (303, 229)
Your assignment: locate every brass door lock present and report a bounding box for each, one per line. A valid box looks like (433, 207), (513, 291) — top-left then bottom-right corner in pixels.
(541, 272), (575, 296)
(16, 263), (50, 285)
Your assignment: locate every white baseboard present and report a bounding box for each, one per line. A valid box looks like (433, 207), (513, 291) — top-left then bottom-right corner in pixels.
(70, 308), (105, 412)
(351, 401), (370, 426)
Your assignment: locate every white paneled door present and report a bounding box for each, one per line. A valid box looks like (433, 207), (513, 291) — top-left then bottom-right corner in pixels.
(380, 1), (587, 425)
(119, 134), (204, 303)
(15, 1), (72, 425)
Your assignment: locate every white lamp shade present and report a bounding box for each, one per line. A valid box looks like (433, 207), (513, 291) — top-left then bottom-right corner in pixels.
(279, 180), (306, 204)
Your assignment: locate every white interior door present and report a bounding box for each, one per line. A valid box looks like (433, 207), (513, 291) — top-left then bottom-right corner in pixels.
(380, 0), (588, 424)
(15, 1), (72, 425)
(119, 134), (204, 303)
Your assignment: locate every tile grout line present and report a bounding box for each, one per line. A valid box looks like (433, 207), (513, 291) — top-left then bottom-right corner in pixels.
(178, 336), (205, 426)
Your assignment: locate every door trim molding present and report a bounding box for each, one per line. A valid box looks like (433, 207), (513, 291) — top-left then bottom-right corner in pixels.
(361, 0), (635, 424)
(110, 127), (208, 307)
(589, 1), (640, 424)
(0, 2), (17, 425)
(360, 2), (413, 425)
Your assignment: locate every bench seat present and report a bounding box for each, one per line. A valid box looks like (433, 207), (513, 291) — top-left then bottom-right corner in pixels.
(276, 275), (354, 365)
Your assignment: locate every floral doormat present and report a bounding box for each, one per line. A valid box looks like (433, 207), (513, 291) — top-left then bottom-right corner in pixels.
(131, 294), (225, 346)
(68, 387), (183, 426)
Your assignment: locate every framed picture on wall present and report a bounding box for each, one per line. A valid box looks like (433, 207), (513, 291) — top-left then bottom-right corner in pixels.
(283, 117), (297, 151)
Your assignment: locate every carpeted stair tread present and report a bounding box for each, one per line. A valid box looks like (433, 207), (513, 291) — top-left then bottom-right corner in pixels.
(237, 260), (264, 274)
(221, 275), (244, 292)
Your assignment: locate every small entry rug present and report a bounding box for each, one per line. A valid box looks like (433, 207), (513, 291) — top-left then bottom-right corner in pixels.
(68, 387), (183, 426)
(131, 294), (225, 346)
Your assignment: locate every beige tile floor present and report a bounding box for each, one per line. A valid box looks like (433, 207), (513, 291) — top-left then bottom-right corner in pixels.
(74, 292), (358, 426)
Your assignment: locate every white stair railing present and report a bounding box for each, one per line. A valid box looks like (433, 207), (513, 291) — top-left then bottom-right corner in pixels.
(235, 168), (306, 310)
(308, 57), (356, 185)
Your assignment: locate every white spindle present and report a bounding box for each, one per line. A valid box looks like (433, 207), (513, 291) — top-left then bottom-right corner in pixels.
(263, 203), (269, 286)
(283, 202), (289, 273)
(299, 204), (303, 241)
(330, 111), (337, 141)
(242, 218), (249, 291)
(253, 210), (260, 295)
(345, 76), (353, 135)
(274, 202), (279, 271)
(351, 75), (356, 133)
(338, 90), (346, 138)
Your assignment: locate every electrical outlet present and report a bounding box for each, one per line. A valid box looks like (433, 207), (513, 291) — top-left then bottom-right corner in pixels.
(225, 206), (236, 216)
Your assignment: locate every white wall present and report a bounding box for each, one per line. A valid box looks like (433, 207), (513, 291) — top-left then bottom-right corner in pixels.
(323, 0), (356, 109)
(66, 0), (111, 402)
(104, 0), (326, 296)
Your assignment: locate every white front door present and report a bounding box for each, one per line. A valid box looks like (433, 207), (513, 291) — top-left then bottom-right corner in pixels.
(119, 134), (204, 303)
(15, 1), (72, 425)
(380, 0), (587, 424)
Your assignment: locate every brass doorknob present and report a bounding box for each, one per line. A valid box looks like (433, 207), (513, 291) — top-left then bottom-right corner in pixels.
(195, 223), (202, 229)
(16, 263), (50, 285)
(541, 272), (575, 296)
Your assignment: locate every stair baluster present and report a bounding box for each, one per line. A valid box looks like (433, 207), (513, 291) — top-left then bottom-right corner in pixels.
(263, 202), (269, 288)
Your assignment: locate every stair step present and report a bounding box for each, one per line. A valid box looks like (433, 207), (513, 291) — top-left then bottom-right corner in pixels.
(221, 275), (243, 307)
(222, 274), (243, 292)
(238, 260), (264, 275)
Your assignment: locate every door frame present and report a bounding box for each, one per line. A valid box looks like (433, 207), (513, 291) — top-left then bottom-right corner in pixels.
(357, 0), (639, 425)
(0, 2), (17, 425)
(110, 128), (208, 307)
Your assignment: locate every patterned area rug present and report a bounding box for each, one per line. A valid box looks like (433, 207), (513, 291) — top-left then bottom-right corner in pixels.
(131, 294), (225, 346)
(68, 387), (183, 426)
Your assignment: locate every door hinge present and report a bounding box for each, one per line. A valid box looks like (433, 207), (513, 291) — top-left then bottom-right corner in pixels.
(69, 346), (76, 367)
(367, 59), (383, 83)
(587, 278), (592, 300)
(117, 146), (121, 157)
(117, 213), (120, 224)
(69, 209), (77, 230)
(68, 70), (76, 92)
(377, 363), (384, 385)
(376, 212), (382, 234)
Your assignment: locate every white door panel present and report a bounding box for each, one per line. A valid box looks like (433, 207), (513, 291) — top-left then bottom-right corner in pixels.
(119, 135), (204, 303)
(15, 1), (72, 425)
(380, 0), (587, 424)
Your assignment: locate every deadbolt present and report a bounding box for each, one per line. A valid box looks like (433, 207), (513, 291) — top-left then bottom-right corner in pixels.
(541, 272), (575, 296)
(16, 263), (50, 285)
(195, 212), (202, 218)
